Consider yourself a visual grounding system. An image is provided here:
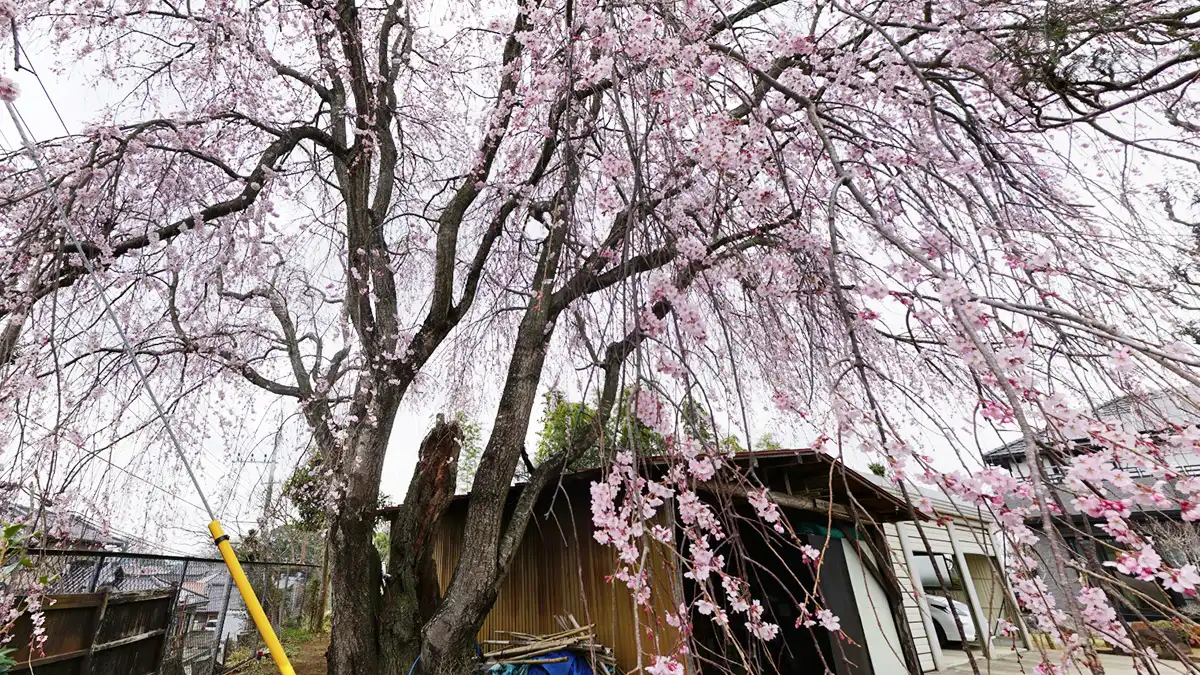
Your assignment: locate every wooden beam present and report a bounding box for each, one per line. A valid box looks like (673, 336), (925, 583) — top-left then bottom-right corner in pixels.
(862, 526), (923, 675)
(93, 628), (168, 652)
(41, 593), (104, 610)
(699, 482), (852, 519)
(82, 589), (111, 673)
(105, 588), (175, 605)
(8, 648), (90, 670)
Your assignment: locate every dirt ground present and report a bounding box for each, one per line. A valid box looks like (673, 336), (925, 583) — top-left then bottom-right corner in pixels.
(225, 632), (329, 675)
(288, 632), (331, 675)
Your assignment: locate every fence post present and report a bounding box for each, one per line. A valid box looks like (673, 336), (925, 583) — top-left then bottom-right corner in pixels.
(213, 571), (235, 673)
(88, 555), (106, 592)
(178, 560), (191, 635)
(156, 560), (189, 675)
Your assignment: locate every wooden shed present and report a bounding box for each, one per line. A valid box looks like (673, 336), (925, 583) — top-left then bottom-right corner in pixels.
(429, 450), (925, 675)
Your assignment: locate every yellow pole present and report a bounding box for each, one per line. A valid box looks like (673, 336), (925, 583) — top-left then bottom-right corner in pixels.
(209, 520), (297, 675)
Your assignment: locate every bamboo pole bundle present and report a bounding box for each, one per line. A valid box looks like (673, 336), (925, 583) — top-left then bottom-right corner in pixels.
(483, 617), (616, 673)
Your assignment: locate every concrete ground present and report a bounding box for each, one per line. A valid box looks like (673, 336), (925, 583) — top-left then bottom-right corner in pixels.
(940, 649), (1195, 674)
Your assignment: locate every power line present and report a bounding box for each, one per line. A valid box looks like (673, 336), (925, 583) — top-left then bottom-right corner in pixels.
(15, 42), (71, 135)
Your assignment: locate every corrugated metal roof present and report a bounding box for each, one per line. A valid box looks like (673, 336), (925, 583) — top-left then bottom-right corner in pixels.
(866, 475), (996, 524)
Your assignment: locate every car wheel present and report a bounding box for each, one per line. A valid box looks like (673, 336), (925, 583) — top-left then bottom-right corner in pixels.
(934, 621), (948, 648)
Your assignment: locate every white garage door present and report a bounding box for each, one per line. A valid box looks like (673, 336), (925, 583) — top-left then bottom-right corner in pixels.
(843, 538), (908, 675)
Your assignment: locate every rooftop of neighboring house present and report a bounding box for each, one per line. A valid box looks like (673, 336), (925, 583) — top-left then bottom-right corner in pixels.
(380, 448), (921, 524)
(0, 501), (133, 551)
(982, 389), (1200, 466)
(865, 475), (996, 525)
(979, 391), (1196, 523)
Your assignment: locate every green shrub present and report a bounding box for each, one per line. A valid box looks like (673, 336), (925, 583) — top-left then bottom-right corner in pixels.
(1128, 621), (1193, 661)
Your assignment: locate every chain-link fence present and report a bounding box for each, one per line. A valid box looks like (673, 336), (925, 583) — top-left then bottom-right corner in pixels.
(6, 548), (320, 675)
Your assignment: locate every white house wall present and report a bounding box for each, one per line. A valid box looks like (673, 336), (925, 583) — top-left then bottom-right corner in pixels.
(883, 523), (937, 672)
(895, 520), (996, 557)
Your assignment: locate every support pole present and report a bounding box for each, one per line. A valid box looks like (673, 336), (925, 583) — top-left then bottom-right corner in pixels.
(215, 573), (236, 667)
(315, 538), (330, 633)
(895, 523), (944, 671)
(947, 522), (991, 658)
(209, 521), (296, 675)
(89, 555), (106, 592)
(988, 528), (1033, 650)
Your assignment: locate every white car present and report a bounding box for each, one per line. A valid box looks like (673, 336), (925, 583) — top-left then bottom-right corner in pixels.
(926, 595), (977, 646)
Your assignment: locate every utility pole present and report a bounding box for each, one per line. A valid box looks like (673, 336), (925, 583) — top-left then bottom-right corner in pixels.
(315, 537), (330, 633)
(259, 421), (284, 534)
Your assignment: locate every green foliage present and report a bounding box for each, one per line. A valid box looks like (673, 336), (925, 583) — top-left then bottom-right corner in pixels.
(534, 392), (609, 470)
(531, 389), (772, 472)
(234, 523), (325, 565)
(225, 625), (321, 673)
(460, 390), (784, 486)
(454, 411), (484, 494)
(868, 462), (887, 477)
(1, 523), (34, 579)
(720, 435), (745, 454)
(279, 624), (318, 644)
(756, 433), (782, 452)
(1, 521), (36, 670)
(373, 531), (389, 560)
(283, 453), (328, 530)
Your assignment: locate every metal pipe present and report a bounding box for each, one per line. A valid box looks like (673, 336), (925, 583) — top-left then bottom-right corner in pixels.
(209, 521), (295, 675)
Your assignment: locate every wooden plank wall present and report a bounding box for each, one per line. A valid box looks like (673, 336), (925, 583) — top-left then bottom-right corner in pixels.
(433, 489), (682, 673)
(6, 589), (174, 675)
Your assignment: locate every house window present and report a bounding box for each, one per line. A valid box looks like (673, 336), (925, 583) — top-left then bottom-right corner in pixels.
(911, 552), (962, 590)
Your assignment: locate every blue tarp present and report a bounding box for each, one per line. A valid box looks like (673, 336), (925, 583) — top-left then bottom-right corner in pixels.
(488, 650), (594, 675)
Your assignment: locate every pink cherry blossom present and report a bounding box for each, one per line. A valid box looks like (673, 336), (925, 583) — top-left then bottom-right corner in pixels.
(0, 75), (17, 103)
(1105, 547), (1163, 581)
(815, 609), (840, 632)
(647, 656), (684, 675)
(1160, 565), (1200, 596)
(800, 545), (820, 563)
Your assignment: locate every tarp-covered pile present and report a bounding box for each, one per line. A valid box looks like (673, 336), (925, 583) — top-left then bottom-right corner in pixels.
(483, 618), (616, 675)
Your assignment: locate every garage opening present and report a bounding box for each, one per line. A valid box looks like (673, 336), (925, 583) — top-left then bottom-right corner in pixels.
(685, 507), (895, 675)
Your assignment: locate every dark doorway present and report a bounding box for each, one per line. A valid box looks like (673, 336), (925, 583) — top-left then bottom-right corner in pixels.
(686, 507), (873, 675)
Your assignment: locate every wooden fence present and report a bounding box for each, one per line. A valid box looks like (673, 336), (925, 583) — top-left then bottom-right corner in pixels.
(6, 588), (175, 675)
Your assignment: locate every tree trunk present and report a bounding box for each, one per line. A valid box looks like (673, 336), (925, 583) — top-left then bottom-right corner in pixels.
(379, 419), (462, 675)
(419, 299), (561, 675)
(327, 498), (383, 675)
(325, 383), (404, 675)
